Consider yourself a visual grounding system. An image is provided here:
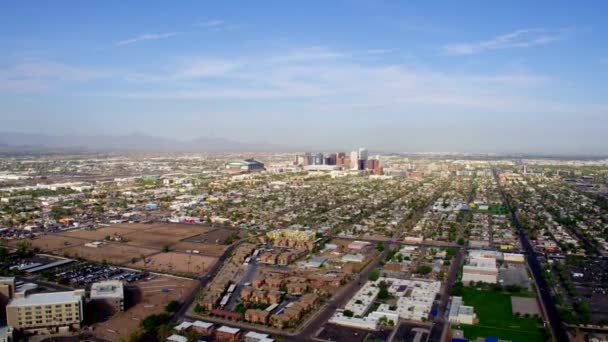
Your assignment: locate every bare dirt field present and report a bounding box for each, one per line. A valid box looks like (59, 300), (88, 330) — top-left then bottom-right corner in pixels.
(57, 226), (140, 240)
(13, 235), (88, 251)
(511, 296), (541, 316)
(183, 227), (244, 245)
(124, 225), (211, 248)
(127, 252), (218, 275)
(170, 241), (228, 257)
(61, 243), (159, 264)
(92, 276), (198, 341)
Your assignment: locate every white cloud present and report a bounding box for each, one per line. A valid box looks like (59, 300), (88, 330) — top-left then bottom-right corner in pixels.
(0, 48), (561, 115)
(115, 32), (182, 47)
(442, 28), (567, 55)
(270, 47), (345, 64)
(0, 60), (110, 92)
(198, 20), (224, 28)
(108, 48), (549, 113)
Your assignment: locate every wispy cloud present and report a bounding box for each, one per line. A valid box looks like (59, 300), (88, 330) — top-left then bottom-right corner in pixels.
(108, 48), (549, 112)
(115, 32), (182, 47)
(197, 20), (224, 28)
(442, 28), (568, 55)
(0, 60), (111, 92)
(270, 47), (345, 64)
(1, 48), (556, 114)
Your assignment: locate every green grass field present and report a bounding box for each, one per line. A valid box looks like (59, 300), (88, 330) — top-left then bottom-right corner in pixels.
(455, 288), (548, 342)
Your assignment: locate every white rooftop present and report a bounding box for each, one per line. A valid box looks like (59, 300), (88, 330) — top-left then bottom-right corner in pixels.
(167, 334), (187, 342)
(7, 290), (83, 307)
(192, 320), (213, 329)
(90, 280), (124, 299)
(244, 331), (274, 341)
(217, 326), (240, 334)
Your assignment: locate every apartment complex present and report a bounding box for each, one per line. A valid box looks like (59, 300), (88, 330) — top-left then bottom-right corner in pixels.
(6, 290), (85, 334)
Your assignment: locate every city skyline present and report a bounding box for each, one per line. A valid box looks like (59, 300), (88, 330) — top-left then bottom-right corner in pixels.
(1, 1), (607, 154)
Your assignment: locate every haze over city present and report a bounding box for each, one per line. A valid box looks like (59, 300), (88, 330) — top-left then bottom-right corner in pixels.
(1, 1), (607, 154)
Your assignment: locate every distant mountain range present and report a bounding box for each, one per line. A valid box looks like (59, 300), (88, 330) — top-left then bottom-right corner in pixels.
(0, 132), (286, 153)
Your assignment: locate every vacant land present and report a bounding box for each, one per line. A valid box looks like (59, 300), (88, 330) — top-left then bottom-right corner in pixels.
(128, 252), (218, 275)
(183, 227), (244, 245)
(14, 234), (87, 251)
(170, 241), (228, 257)
(511, 296), (541, 316)
(57, 226), (139, 240)
(92, 276), (197, 341)
(5, 223), (235, 277)
(124, 225), (210, 248)
(456, 288), (547, 342)
(62, 243), (158, 264)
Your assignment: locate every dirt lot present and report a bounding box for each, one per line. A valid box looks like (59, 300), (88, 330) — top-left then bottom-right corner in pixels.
(183, 227), (245, 245)
(124, 225), (212, 248)
(511, 296), (541, 316)
(61, 243), (159, 264)
(10, 235), (88, 251)
(92, 276), (198, 341)
(57, 226), (140, 240)
(127, 252), (218, 276)
(170, 241), (228, 257)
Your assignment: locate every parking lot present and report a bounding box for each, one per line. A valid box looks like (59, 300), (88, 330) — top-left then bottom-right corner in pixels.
(53, 262), (147, 286)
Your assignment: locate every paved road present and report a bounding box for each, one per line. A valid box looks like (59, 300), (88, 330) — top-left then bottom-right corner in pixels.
(429, 177), (474, 342)
(493, 169), (569, 342)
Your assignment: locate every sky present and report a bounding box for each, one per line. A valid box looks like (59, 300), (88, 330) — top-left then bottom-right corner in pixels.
(0, 0), (607, 154)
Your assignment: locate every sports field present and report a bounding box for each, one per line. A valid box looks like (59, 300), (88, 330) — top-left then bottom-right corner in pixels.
(456, 288), (548, 342)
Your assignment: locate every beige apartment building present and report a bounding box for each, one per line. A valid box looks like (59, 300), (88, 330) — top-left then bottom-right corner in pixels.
(0, 277), (15, 310)
(6, 290), (85, 334)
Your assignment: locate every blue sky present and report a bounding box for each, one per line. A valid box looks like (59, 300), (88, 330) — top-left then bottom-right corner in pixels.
(1, 0), (607, 154)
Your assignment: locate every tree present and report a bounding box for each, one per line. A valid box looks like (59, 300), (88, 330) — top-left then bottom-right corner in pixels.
(128, 330), (145, 342)
(16, 240), (32, 258)
(141, 313), (170, 333)
(450, 281), (464, 296)
(157, 324), (172, 341)
(457, 238), (465, 246)
(415, 265), (432, 275)
(368, 269), (380, 281)
(343, 310), (354, 317)
(376, 242), (384, 252)
(378, 281), (390, 300)
(165, 300), (181, 313)
(161, 245), (170, 253)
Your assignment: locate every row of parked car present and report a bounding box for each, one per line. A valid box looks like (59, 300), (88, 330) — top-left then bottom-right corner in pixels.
(55, 263), (146, 285)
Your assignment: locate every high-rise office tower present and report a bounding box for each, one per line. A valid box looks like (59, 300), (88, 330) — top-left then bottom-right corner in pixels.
(350, 151), (359, 170)
(314, 152), (324, 165)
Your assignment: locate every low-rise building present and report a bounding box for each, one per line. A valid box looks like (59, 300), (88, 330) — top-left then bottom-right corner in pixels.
(244, 309), (270, 324)
(462, 255), (498, 284)
(90, 280), (124, 313)
(244, 331), (274, 342)
(448, 296), (477, 325)
(215, 325), (241, 341)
